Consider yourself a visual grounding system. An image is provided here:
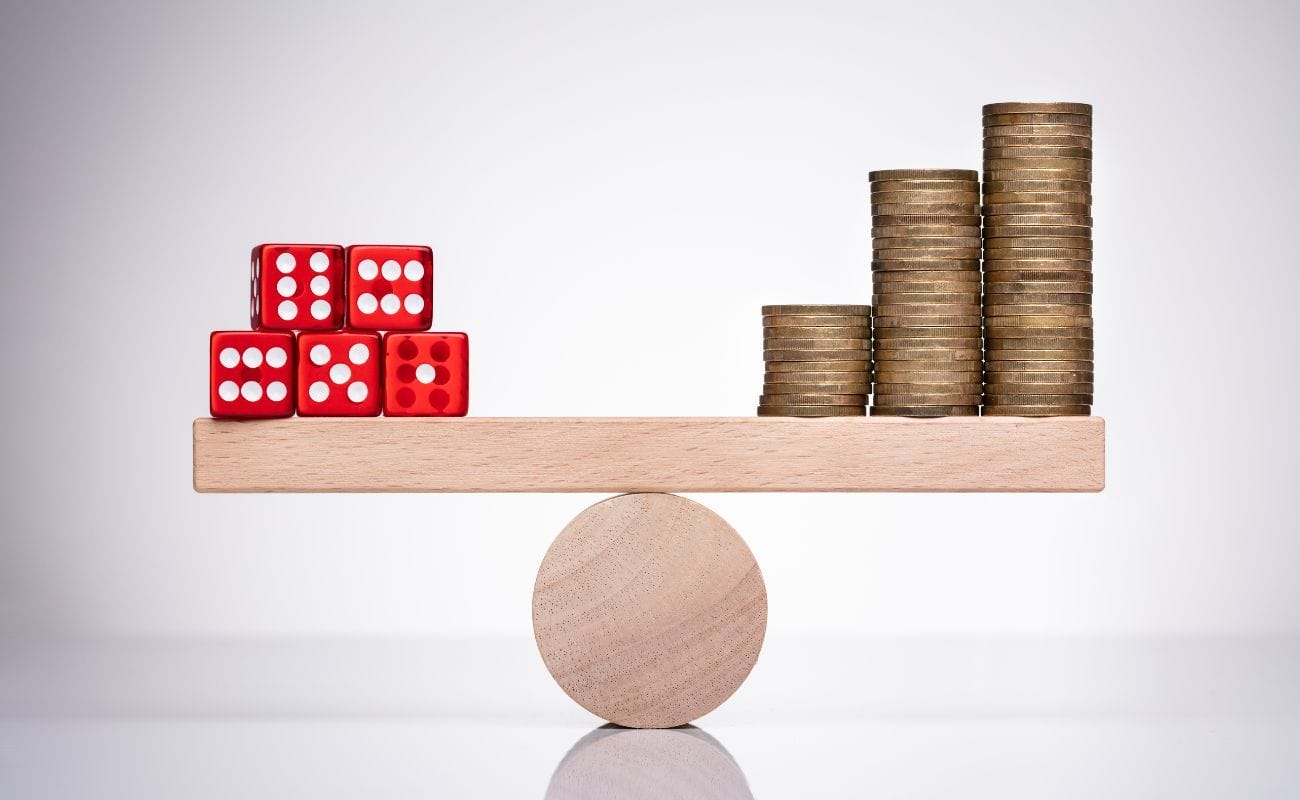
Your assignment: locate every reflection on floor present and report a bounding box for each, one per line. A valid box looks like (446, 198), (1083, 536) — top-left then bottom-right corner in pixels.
(546, 725), (752, 799)
(2, 637), (1299, 798)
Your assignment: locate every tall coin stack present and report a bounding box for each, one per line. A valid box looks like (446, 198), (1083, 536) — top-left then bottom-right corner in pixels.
(982, 102), (1093, 416)
(869, 168), (983, 417)
(759, 304), (872, 416)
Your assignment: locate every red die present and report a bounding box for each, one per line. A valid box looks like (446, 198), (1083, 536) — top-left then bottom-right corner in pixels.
(251, 243), (345, 330)
(210, 331), (296, 418)
(296, 331), (382, 416)
(382, 332), (469, 416)
(346, 245), (433, 331)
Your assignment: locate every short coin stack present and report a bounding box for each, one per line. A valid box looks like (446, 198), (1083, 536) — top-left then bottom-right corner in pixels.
(982, 102), (1093, 416)
(759, 304), (872, 416)
(869, 168), (983, 417)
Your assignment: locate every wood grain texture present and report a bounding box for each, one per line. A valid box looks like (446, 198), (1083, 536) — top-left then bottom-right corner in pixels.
(532, 493), (767, 729)
(193, 416), (1105, 493)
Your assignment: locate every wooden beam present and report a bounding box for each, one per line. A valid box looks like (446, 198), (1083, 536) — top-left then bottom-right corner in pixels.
(193, 416), (1104, 493)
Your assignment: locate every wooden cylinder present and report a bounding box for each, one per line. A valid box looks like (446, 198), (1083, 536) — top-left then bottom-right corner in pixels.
(532, 493), (768, 728)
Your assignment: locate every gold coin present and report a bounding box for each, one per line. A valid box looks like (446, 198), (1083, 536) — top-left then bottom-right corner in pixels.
(873, 225), (982, 239)
(765, 369), (870, 381)
(874, 203), (980, 216)
(763, 326), (871, 338)
(873, 284), (981, 296)
(872, 376), (983, 389)
(987, 252), (1092, 264)
(873, 284), (980, 296)
(986, 376), (1094, 388)
(984, 363), (1093, 374)
(875, 349), (983, 360)
(982, 179), (1091, 193)
(981, 202), (1091, 214)
(984, 226), (1092, 238)
(872, 259), (982, 272)
(981, 405), (1090, 417)
(986, 354), (1094, 365)
(984, 234), (1094, 247)
(874, 336), (981, 346)
(757, 405), (866, 417)
(873, 367), (983, 378)
(989, 383), (1095, 395)
(764, 349), (872, 361)
(985, 291), (1091, 304)
(986, 339), (1093, 351)
(874, 388), (983, 401)
(876, 352), (983, 364)
(873, 380), (983, 391)
(870, 179), (980, 194)
(873, 277), (981, 290)
(985, 268), (1092, 281)
(983, 392), (1094, 404)
(871, 406), (979, 417)
(873, 304), (982, 317)
(983, 101), (1092, 116)
(985, 323), (1093, 335)
(873, 215), (982, 227)
(874, 268), (981, 280)
(875, 394), (985, 406)
(984, 374), (1095, 386)
(984, 169), (1091, 182)
(982, 213), (1090, 226)
(763, 334), (868, 345)
(873, 329), (981, 341)
(986, 307), (1092, 321)
(983, 159), (1092, 173)
(765, 360), (869, 372)
(983, 192), (1091, 205)
(763, 314), (872, 327)
(984, 112), (1092, 126)
(872, 314), (982, 327)
(986, 234), (1093, 247)
(985, 145), (1092, 159)
(875, 248), (983, 260)
(762, 304), (871, 315)
(984, 135), (1092, 148)
(984, 283), (1092, 295)
(869, 169), (978, 181)
(983, 123), (1092, 138)
(873, 293), (980, 305)
(764, 383), (873, 395)
(985, 264), (1093, 276)
(873, 195), (980, 208)
(761, 393), (868, 405)
(987, 330), (1092, 342)
(873, 236), (983, 249)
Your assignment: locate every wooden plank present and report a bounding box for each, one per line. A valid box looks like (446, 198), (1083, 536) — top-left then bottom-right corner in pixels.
(193, 416), (1104, 493)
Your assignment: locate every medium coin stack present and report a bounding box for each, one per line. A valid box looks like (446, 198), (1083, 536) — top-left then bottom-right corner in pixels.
(760, 304), (871, 416)
(869, 168), (983, 417)
(982, 102), (1094, 416)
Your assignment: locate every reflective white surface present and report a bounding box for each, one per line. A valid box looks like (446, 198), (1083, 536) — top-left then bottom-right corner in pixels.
(3, 637), (1298, 798)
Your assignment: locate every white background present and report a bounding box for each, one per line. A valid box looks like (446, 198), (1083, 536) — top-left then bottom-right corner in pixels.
(2, 0), (1299, 641)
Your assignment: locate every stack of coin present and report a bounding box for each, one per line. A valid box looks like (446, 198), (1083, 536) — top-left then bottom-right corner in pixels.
(982, 102), (1094, 416)
(869, 168), (983, 417)
(760, 304), (871, 416)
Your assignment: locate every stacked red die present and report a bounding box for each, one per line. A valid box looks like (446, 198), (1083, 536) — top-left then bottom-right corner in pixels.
(210, 331), (296, 418)
(383, 333), (469, 416)
(346, 245), (433, 330)
(251, 244), (345, 330)
(296, 332), (382, 416)
(211, 241), (468, 418)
